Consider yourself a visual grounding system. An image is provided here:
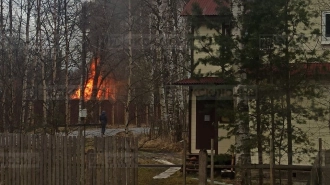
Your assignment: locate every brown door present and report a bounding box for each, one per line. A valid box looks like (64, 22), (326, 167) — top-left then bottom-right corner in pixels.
(196, 100), (218, 154)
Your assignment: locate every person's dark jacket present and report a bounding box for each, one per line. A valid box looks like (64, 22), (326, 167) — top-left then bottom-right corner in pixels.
(99, 112), (107, 124)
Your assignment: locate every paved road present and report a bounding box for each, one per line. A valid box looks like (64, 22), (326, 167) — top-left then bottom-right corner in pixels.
(58, 127), (150, 137)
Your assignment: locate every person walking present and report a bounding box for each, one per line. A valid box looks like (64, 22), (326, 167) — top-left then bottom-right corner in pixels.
(99, 111), (107, 136)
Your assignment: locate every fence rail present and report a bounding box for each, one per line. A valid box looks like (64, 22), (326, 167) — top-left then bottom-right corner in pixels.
(0, 134), (138, 185)
(308, 150), (330, 185)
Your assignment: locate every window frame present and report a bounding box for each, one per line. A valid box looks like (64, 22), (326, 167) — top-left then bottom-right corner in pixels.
(321, 11), (330, 45)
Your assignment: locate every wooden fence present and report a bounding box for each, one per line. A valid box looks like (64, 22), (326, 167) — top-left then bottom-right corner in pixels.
(0, 134), (138, 185)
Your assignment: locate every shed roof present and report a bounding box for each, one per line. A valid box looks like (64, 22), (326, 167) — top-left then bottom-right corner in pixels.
(174, 63), (330, 86)
(303, 63), (330, 76)
(173, 77), (225, 85)
(181, 0), (230, 16)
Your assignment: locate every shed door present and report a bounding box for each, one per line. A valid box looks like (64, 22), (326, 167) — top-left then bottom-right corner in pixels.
(196, 100), (218, 153)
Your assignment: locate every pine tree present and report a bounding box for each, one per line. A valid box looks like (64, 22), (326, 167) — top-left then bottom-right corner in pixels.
(190, 0), (330, 184)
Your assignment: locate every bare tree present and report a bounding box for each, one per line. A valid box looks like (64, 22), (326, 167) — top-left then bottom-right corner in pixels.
(21, 0), (33, 132)
(0, 0), (5, 132)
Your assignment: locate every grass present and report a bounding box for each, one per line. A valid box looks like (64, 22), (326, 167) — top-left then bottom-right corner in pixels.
(138, 155), (234, 185)
(82, 132), (235, 184)
(138, 166), (236, 185)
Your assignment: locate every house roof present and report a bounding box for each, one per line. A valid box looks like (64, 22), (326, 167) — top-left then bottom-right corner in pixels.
(303, 63), (330, 76)
(181, 0), (230, 16)
(173, 77), (225, 85)
(245, 63), (330, 78)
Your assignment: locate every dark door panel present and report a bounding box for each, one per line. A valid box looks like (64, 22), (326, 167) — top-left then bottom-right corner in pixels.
(196, 100), (218, 153)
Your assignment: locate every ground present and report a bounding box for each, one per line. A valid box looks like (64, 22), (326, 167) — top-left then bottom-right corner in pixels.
(62, 126), (236, 185)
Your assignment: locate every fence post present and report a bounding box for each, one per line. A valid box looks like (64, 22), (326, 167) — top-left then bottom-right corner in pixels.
(199, 149), (207, 185)
(182, 140), (186, 185)
(270, 138), (275, 185)
(319, 138), (322, 185)
(211, 139), (214, 185)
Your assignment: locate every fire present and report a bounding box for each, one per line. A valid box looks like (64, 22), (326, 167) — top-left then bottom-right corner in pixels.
(71, 57), (116, 100)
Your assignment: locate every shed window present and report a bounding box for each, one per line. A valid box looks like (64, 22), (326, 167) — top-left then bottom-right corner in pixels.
(321, 11), (330, 44)
(326, 14), (330, 37)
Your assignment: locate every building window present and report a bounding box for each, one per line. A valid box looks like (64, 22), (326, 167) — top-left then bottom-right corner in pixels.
(322, 11), (330, 44)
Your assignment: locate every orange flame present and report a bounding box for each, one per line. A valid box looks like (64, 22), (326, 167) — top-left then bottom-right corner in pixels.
(71, 58), (115, 100)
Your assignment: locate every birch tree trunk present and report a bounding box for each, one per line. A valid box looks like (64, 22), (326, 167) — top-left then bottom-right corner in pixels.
(284, 1), (293, 183)
(0, 0), (6, 132)
(64, 0), (71, 133)
(78, 1), (87, 135)
(41, 51), (47, 131)
(39, 0), (48, 132)
(22, 0), (32, 132)
(125, 0), (133, 134)
(8, 0), (14, 132)
(155, 0), (167, 137)
(28, 0), (42, 130)
(233, 0), (251, 184)
(51, 0), (59, 131)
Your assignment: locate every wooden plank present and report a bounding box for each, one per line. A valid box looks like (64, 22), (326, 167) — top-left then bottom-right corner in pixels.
(0, 135), (5, 183)
(72, 137), (77, 185)
(32, 135), (37, 185)
(58, 136), (62, 185)
(95, 137), (101, 185)
(98, 136), (103, 185)
(12, 134), (17, 185)
(76, 136), (79, 185)
(45, 134), (50, 185)
(5, 134), (10, 185)
(199, 149), (208, 185)
(122, 137), (127, 185)
(19, 134), (23, 185)
(11, 134), (15, 185)
(9, 134), (14, 185)
(92, 137), (97, 185)
(18, 134), (22, 185)
(104, 136), (109, 184)
(40, 135), (45, 185)
(48, 135), (52, 185)
(24, 135), (29, 185)
(16, 134), (21, 185)
(132, 137), (138, 185)
(0, 134), (4, 183)
(63, 136), (68, 185)
(108, 136), (114, 185)
(29, 134), (33, 185)
(77, 136), (81, 185)
(100, 137), (105, 185)
(112, 137), (117, 185)
(35, 134), (39, 185)
(42, 135), (47, 185)
(5, 134), (9, 185)
(0, 135), (4, 184)
(51, 135), (55, 185)
(24, 135), (30, 185)
(55, 135), (60, 185)
(134, 137), (138, 184)
(93, 137), (98, 185)
(79, 135), (84, 185)
(22, 134), (26, 185)
(67, 137), (72, 185)
(118, 137), (125, 185)
(86, 148), (93, 185)
(125, 137), (132, 185)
